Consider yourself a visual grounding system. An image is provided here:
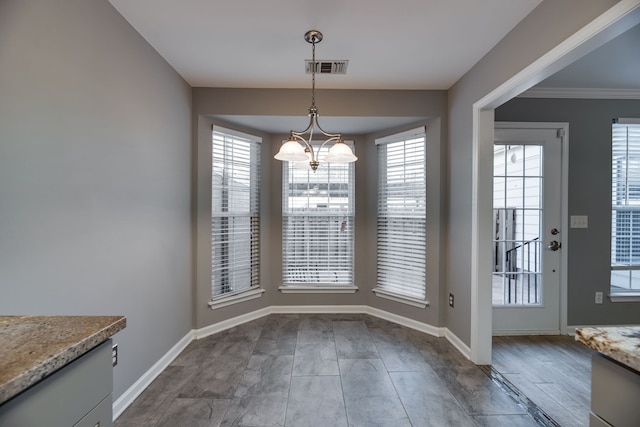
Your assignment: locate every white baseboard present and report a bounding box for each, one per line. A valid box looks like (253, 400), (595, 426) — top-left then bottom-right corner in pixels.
(365, 306), (443, 338)
(112, 330), (194, 420)
(444, 328), (472, 360)
(195, 307), (271, 339)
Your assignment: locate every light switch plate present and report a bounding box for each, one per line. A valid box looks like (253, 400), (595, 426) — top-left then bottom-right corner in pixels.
(570, 215), (588, 228)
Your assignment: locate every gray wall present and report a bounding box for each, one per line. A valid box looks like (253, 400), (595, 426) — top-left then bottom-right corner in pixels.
(193, 88), (448, 330)
(446, 0), (619, 345)
(496, 97), (640, 325)
(0, 0), (193, 400)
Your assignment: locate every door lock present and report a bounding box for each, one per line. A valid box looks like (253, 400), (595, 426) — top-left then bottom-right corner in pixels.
(550, 228), (559, 235)
(547, 240), (561, 251)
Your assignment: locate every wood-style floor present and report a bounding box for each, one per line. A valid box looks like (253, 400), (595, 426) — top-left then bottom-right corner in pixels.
(115, 314), (590, 427)
(492, 335), (595, 427)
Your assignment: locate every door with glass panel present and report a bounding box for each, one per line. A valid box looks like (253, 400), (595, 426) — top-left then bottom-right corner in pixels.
(492, 125), (563, 334)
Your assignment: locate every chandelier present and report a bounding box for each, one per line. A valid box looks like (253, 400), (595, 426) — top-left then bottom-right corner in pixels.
(274, 30), (357, 171)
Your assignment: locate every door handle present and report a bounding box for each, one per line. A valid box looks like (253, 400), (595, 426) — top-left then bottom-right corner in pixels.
(547, 240), (561, 251)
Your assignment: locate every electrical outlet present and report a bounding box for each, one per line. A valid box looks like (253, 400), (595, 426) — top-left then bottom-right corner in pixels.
(449, 293), (454, 308)
(112, 344), (118, 367)
(595, 292), (603, 304)
(570, 215), (589, 228)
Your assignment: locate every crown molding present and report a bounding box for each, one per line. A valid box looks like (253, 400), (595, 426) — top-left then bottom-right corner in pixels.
(518, 87), (640, 99)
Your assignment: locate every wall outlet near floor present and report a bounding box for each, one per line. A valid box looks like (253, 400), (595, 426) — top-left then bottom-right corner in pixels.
(112, 343), (118, 367)
(595, 292), (603, 304)
(449, 293), (454, 308)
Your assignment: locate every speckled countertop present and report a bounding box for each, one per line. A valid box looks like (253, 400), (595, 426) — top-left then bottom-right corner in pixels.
(0, 315), (126, 405)
(576, 326), (640, 372)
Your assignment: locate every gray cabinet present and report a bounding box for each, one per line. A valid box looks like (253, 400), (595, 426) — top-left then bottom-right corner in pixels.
(591, 353), (640, 427)
(0, 340), (113, 427)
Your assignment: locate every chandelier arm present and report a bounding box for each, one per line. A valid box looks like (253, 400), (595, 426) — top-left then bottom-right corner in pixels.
(289, 133), (317, 162)
(318, 136), (342, 151)
(313, 117), (342, 140)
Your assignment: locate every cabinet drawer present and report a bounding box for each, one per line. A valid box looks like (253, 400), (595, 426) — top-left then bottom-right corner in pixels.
(591, 353), (640, 427)
(0, 340), (113, 427)
(74, 394), (112, 427)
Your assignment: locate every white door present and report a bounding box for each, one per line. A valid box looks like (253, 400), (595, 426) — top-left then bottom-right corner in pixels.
(492, 124), (564, 335)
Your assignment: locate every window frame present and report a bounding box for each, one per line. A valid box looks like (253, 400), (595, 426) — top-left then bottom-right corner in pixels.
(209, 125), (265, 309)
(610, 118), (640, 302)
(278, 141), (358, 294)
(373, 127), (428, 308)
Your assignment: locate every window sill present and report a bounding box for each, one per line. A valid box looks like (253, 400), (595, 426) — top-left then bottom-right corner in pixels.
(609, 292), (640, 303)
(372, 288), (429, 309)
(279, 285), (358, 294)
(208, 287), (265, 310)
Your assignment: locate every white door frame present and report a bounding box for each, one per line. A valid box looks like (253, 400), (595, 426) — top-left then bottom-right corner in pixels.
(470, 1), (640, 365)
(493, 122), (569, 336)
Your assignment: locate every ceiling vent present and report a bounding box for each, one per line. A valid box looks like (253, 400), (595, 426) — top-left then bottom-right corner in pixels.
(305, 60), (349, 75)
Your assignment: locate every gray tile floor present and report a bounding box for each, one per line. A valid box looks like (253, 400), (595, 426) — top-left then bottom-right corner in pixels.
(115, 314), (540, 427)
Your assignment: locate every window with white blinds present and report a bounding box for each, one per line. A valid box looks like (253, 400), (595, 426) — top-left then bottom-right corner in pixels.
(211, 126), (261, 300)
(611, 119), (640, 296)
(281, 143), (354, 286)
(375, 128), (427, 303)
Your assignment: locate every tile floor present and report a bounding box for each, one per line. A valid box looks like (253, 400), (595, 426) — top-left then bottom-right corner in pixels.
(115, 314), (542, 427)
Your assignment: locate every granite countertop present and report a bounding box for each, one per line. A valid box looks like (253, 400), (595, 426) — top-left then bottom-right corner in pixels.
(0, 315), (126, 405)
(576, 326), (640, 372)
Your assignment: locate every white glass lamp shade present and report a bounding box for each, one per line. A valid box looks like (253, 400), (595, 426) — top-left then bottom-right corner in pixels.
(324, 141), (358, 163)
(274, 139), (309, 161)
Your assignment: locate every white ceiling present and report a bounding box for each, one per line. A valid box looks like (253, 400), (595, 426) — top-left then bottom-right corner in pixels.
(108, 0), (542, 90)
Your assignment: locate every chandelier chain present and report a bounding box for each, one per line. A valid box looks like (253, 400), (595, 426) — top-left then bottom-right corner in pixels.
(311, 38), (316, 109)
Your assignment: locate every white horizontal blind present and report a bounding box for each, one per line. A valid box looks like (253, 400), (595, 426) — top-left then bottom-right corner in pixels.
(611, 121), (640, 294)
(376, 128), (426, 300)
(282, 143), (354, 285)
(212, 126), (261, 299)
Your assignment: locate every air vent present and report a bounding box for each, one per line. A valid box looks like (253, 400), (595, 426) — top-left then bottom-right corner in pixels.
(305, 60), (349, 74)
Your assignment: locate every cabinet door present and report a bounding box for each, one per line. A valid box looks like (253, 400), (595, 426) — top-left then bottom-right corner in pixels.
(0, 340), (113, 427)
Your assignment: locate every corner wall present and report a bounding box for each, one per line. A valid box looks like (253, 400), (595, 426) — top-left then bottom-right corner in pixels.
(0, 0), (193, 400)
(192, 88), (448, 330)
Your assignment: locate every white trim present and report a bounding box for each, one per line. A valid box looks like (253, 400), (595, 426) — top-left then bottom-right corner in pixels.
(471, 1), (640, 366)
(113, 330), (194, 420)
(212, 124), (262, 143)
(278, 285), (358, 294)
(609, 293), (640, 302)
(444, 328), (472, 360)
(519, 87), (640, 99)
(366, 306), (443, 337)
(371, 288), (429, 309)
(196, 306), (271, 339)
(208, 288), (265, 310)
(375, 126), (426, 145)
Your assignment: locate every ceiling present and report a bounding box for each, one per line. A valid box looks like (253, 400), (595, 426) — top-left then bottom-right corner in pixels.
(107, 1), (639, 134)
(108, 0), (542, 90)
